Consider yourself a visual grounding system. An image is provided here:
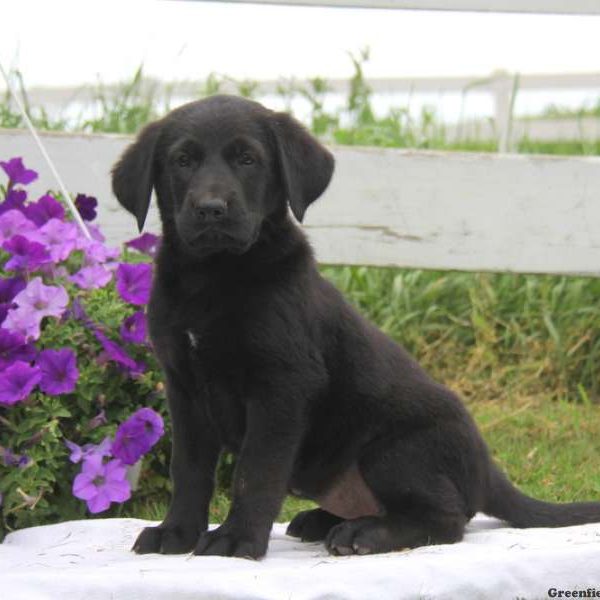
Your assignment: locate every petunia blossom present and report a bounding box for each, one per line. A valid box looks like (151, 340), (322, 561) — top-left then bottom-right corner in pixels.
(4, 278), (69, 341)
(80, 240), (120, 265)
(2, 308), (42, 341)
(0, 157), (38, 186)
(125, 233), (160, 257)
(0, 446), (31, 468)
(36, 348), (79, 395)
(75, 194), (98, 221)
(34, 218), (80, 263)
(115, 263), (152, 305)
(72, 454), (131, 513)
(70, 264), (113, 290)
(24, 194), (65, 226)
(87, 224), (106, 243)
(120, 311), (147, 344)
(12, 277), (69, 320)
(0, 210), (36, 244)
(0, 277), (26, 304)
(111, 407), (164, 465)
(0, 328), (36, 370)
(0, 277), (26, 325)
(0, 361), (41, 406)
(94, 329), (140, 372)
(2, 235), (52, 271)
(65, 436), (112, 464)
(0, 189), (27, 215)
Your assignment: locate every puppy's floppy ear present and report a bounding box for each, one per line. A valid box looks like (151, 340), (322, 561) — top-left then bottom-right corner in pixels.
(112, 120), (162, 232)
(271, 112), (335, 222)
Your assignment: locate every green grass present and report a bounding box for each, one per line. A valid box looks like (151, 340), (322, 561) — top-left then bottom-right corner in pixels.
(3, 57), (600, 523)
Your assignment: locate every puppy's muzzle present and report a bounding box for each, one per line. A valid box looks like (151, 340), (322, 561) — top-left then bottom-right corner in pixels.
(195, 197), (227, 224)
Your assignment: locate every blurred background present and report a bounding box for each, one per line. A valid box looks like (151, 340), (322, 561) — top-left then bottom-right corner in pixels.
(2, 0), (600, 153)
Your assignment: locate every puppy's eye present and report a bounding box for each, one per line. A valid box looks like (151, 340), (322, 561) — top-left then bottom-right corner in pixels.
(177, 153), (191, 168)
(238, 152), (255, 166)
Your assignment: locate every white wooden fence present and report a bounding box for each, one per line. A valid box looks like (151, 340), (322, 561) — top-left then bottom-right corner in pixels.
(22, 71), (600, 150)
(193, 0), (600, 14)
(1, 128), (599, 277)
(1, 1), (598, 277)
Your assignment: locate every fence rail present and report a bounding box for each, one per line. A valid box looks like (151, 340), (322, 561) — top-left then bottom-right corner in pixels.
(18, 70), (600, 149)
(190, 0), (600, 14)
(1, 128), (599, 277)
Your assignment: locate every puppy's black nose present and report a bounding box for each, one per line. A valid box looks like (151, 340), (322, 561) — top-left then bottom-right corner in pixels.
(197, 198), (227, 223)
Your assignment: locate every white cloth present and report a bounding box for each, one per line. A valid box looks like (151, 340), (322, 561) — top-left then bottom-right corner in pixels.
(1, 515), (599, 600)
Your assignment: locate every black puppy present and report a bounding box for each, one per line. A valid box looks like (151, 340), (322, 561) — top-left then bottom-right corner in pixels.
(113, 95), (600, 559)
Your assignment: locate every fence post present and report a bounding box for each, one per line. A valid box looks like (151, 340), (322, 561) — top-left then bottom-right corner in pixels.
(493, 70), (513, 153)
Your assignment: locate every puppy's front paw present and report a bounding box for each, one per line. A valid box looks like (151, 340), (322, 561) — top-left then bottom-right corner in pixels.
(194, 526), (267, 559)
(132, 523), (199, 554)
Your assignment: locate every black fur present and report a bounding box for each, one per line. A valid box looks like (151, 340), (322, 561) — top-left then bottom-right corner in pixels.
(112, 95), (600, 559)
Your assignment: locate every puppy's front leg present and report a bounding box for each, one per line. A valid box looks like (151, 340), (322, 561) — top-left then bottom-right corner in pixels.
(133, 369), (220, 554)
(194, 397), (302, 559)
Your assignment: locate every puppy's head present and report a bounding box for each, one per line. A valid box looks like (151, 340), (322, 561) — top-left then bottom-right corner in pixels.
(112, 95), (334, 258)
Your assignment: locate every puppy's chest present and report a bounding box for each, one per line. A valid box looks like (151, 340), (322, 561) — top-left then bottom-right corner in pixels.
(178, 307), (263, 447)
(179, 323), (246, 447)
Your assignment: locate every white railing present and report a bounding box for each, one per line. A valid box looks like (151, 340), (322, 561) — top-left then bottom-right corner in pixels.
(189, 0), (600, 14)
(1, 128), (599, 277)
(20, 70), (600, 151)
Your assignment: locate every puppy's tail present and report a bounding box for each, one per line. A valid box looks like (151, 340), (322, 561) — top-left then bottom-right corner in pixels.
(484, 464), (600, 527)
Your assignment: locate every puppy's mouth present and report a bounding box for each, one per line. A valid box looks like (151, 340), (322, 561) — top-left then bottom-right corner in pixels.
(183, 227), (256, 255)
(193, 228), (237, 245)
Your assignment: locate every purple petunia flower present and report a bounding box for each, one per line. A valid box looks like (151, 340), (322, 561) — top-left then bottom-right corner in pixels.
(4, 278), (69, 340)
(0, 277), (26, 326)
(120, 311), (147, 344)
(75, 194), (98, 221)
(2, 309), (42, 341)
(79, 240), (120, 265)
(93, 329), (140, 372)
(70, 264), (113, 290)
(64, 297), (93, 326)
(0, 189), (27, 215)
(0, 328), (36, 371)
(12, 277), (69, 320)
(0, 158), (38, 186)
(72, 454), (131, 513)
(36, 348), (79, 395)
(65, 436), (112, 464)
(115, 263), (152, 305)
(0, 361), (41, 406)
(87, 224), (105, 243)
(33, 218), (80, 263)
(0, 277), (26, 304)
(2, 235), (52, 272)
(0, 210), (36, 244)
(0, 446), (31, 468)
(111, 407), (164, 465)
(125, 233), (160, 257)
(24, 194), (65, 226)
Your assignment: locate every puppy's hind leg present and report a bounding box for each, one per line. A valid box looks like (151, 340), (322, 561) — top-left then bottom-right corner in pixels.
(325, 508), (466, 556)
(324, 438), (469, 556)
(287, 508), (344, 542)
